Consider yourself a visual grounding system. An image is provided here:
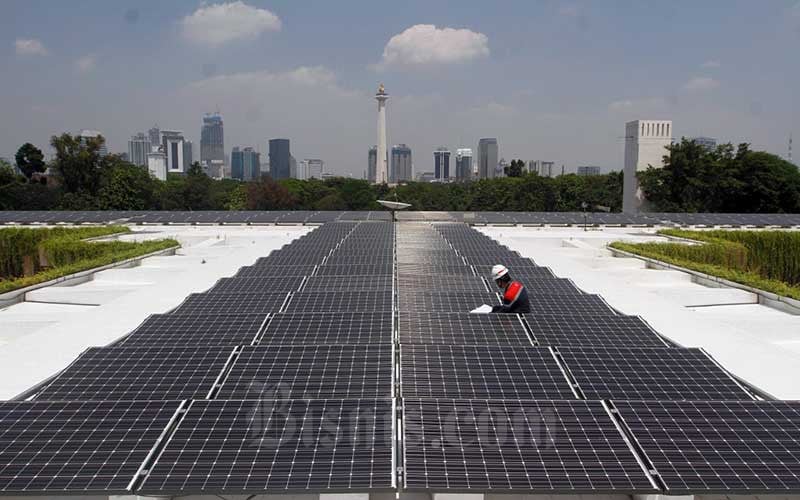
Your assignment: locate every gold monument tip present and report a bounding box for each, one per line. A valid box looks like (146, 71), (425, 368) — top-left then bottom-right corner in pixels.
(377, 83), (385, 94)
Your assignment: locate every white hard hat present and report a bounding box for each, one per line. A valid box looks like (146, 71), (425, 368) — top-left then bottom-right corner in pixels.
(491, 264), (509, 281)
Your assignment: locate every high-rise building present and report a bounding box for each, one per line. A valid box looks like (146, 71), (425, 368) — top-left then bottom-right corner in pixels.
(127, 133), (150, 167)
(477, 138), (498, 179)
(391, 144), (412, 183)
(78, 130), (108, 157)
(306, 159), (323, 179)
(455, 148), (473, 181)
(148, 126), (161, 148)
(183, 141), (193, 171)
(529, 161), (555, 177)
(577, 166), (602, 176)
(434, 147), (450, 180)
(269, 139), (291, 179)
(375, 84), (389, 184)
(160, 130), (185, 174)
(368, 146), (377, 183)
(289, 155), (298, 179)
(691, 136), (717, 151)
(147, 146), (167, 181)
(200, 113), (224, 176)
(623, 119), (673, 213)
(231, 147), (261, 181)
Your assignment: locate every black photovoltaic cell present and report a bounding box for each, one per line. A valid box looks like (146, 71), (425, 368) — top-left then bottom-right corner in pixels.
(473, 265), (555, 278)
(139, 399), (394, 493)
(302, 275), (393, 291)
(315, 264), (393, 276)
(522, 314), (669, 348)
(217, 344), (392, 399)
(286, 291), (392, 312)
(397, 263), (476, 276)
(526, 293), (618, 315)
(117, 314), (268, 347)
(398, 274), (487, 291)
(558, 347), (754, 400)
(399, 292), (498, 313)
(398, 312), (531, 345)
(615, 400), (800, 493)
(235, 265), (316, 278)
(401, 345), (575, 399)
(260, 312), (392, 345)
(172, 292), (289, 314)
(403, 399), (656, 492)
(0, 400), (181, 493)
(34, 347), (233, 400)
(209, 277), (301, 293)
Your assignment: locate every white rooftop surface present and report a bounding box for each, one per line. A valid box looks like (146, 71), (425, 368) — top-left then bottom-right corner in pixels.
(481, 226), (800, 400)
(0, 225), (310, 399)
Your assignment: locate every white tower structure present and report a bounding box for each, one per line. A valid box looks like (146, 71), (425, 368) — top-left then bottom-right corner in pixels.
(623, 119), (672, 213)
(375, 83), (389, 184)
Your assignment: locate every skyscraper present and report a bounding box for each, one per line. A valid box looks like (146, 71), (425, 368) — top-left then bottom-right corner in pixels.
(183, 141), (193, 171)
(200, 113), (224, 176)
(391, 144), (412, 183)
(368, 146), (377, 183)
(455, 148), (473, 181)
(78, 130), (108, 157)
(231, 147), (261, 181)
(147, 147), (167, 181)
(148, 126), (160, 147)
(623, 119), (672, 213)
(375, 84), (389, 184)
(477, 138), (498, 179)
(434, 147), (450, 180)
(269, 139), (291, 179)
(127, 133), (150, 167)
(306, 159), (324, 179)
(160, 130), (185, 174)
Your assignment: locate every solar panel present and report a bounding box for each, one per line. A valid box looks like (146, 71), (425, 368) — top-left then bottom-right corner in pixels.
(398, 312), (532, 345)
(399, 292), (498, 312)
(0, 400), (181, 493)
(526, 293), (619, 315)
(117, 313), (268, 347)
(33, 347), (234, 400)
(473, 265), (555, 278)
(522, 314), (670, 347)
(557, 346), (754, 400)
(302, 275), (393, 291)
(397, 263), (476, 276)
(217, 345), (392, 399)
(235, 265), (317, 277)
(614, 400), (800, 493)
(400, 345), (575, 399)
(286, 291), (392, 312)
(139, 399), (394, 493)
(397, 274), (487, 291)
(209, 277), (302, 293)
(403, 399), (657, 492)
(172, 292), (289, 314)
(260, 312), (392, 345)
(315, 264), (393, 276)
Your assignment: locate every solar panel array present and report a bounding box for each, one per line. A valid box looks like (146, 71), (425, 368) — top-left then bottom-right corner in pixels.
(3, 218), (798, 496)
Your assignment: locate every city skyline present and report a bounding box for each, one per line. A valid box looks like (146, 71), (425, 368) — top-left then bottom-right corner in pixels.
(2, 1), (799, 176)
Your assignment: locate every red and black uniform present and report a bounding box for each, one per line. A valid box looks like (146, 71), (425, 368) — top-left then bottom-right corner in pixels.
(492, 280), (531, 313)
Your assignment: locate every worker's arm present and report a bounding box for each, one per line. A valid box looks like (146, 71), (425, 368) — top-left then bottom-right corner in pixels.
(491, 282), (524, 313)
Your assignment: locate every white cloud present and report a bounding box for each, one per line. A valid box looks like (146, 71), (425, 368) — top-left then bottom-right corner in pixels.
(377, 24), (489, 68)
(75, 55), (96, 73)
(180, 1), (281, 47)
(683, 76), (720, 92)
(701, 60), (721, 68)
(15, 38), (48, 56)
(559, 5), (581, 17)
(190, 66), (337, 90)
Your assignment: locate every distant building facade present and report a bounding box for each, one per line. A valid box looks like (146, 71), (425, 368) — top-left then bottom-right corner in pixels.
(455, 148), (473, 181)
(200, 113), (224, 176)
(306, 159), (323, 179)
(160, 130), (186, 174)
(577, 165), (602, 176)
(391, 144), (412, 183)
(78, 130), (108, 157)
(368, 146), (377, 183)
(269, 139), (291, 179)
(127, 133), (150, 167)
(416, 171), (435, 183)
(529, 160), (555, 177)
(231, 147), (260, 181)
(183, 141), (193, 171)
(623, 119), (672, 213)
(148, 126), (161, 148)
(477, 138), (498, 179)
(691, 136), (717, 150)
(147, 147), (167, 180)
(434, 147), (450, 180)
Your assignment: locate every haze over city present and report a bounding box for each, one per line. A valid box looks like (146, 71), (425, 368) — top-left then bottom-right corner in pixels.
(2, 0), (799, 176)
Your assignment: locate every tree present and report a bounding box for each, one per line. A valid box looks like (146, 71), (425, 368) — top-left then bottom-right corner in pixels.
(504, 159), (525, 178)
(0, 159), (17, 186)
(246, 176), (297, 210)
(96, 158), (159, 210)
(50, 133), (106, 194)
(15, 143), (46, 180)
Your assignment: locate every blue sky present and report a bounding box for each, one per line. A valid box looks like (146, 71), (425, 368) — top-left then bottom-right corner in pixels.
(2, 0), (798, 176)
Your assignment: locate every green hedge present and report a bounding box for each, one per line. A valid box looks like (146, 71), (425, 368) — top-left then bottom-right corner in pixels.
(0, 226), (178, 294)
(610, 229), (800, 300)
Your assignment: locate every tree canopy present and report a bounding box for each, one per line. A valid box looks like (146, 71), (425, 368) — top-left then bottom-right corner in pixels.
(15, 143), (45, 180)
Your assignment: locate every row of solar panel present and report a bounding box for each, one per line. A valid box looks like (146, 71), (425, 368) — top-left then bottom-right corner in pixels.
(2, 210), (798, 226)
(1, 398), (798, 494)
(32, 344), (751, 402)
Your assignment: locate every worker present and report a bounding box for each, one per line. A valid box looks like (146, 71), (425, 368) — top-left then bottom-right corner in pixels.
(490, 264), (531, 313)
